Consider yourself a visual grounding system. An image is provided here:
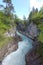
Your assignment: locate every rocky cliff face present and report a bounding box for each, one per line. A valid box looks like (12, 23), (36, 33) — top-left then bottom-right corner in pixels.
(16, 22), (43, 65)
(27, 22), (38, 38)
(26, 49), (43, 65)
(25, 41), (43, 65)
(0, 34), (22, 62)
(16, 22), (38, 39)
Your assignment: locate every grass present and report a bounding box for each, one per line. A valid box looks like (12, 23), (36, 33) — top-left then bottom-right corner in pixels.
(0, 20), (13, 48)
(38, 32), (43, 43)
(0, 36), (13, 48)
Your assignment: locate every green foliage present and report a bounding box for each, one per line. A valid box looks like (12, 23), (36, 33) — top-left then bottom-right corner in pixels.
(39, 6), (43, 13)
(38, 32), (43, 43)
(31, 12), (43, 25)
(28, 7), (43, 56)
(29, 7), (43, 25)
(37, 22), (43, 43)
(38, 22), (43, 31)
(0, 0), (15, 49)
(3, 0), (14, 16)
(29, 7), (38, 22)
(14, 14), (23, 25)
(0, 11), (12, 48)
(29, 7), (43, 42)
(0, 11), (11, 33)
(0, 36), (13, 48)
(37, 43), (43, 56)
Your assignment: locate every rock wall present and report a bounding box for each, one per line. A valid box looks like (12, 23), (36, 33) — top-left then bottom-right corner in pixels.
(0, 34), (22, 62)
(25, 41), (43, 65)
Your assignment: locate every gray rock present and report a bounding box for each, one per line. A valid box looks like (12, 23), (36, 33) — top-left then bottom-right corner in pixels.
(0, 35), (22, 61)
(27, 22), (38, 38)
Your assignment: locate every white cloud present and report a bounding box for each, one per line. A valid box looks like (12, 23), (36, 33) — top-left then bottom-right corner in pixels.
(30, 0), (43, 11)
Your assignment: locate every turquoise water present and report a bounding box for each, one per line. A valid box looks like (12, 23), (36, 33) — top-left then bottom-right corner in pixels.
(2, 31), (33, 65)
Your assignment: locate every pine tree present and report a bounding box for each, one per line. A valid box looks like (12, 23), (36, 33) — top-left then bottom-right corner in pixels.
(3, 0), (14, 16)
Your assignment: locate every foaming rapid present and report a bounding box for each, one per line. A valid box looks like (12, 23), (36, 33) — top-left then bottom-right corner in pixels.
(2, 31), (33, 65)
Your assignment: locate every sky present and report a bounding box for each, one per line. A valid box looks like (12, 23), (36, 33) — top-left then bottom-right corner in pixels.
(0, 0), (43, 19)
(30, 0), (43, 11)
(12, 0), (30, 19)
(0, 0), (30, 19)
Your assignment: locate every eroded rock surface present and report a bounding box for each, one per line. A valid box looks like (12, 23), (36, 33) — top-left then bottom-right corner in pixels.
(25, 41), (43, 65)
(0, 34), (22, 62)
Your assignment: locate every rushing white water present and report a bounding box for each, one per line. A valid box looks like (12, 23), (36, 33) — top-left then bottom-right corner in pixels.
(2, 31), (33, 65)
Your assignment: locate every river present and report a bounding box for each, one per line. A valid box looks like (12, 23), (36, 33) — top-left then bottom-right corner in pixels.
(2, 31), (33, 65)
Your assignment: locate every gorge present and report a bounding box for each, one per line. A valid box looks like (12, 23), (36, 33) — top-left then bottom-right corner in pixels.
(2, 31), (33, 65)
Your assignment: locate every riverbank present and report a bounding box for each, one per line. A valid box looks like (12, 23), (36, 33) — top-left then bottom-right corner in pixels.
(18, 31), (43, 65)
(0, 33), (22, 62)
(0, 31), (43, 65)
(2, 31), (33, 65)
(25, 40), (43, 65)
(18, 31), (34, 40)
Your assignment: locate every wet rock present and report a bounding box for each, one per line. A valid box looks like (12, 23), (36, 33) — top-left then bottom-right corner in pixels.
(25, 46), (43, 65)
(0, 34), (22, 61)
